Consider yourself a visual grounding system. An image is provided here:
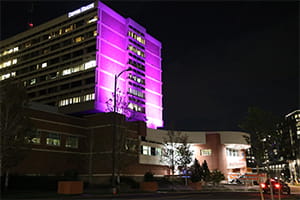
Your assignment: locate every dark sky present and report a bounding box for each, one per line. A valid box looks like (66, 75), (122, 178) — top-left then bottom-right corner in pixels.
(1, 1), (299, 131)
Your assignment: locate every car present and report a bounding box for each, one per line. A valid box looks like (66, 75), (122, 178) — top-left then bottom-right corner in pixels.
(260, 178), (291, 195)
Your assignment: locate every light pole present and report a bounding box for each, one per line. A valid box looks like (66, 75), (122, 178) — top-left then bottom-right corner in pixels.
(112, 67), (132, 194)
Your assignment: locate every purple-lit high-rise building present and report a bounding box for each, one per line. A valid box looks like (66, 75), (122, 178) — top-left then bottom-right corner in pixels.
(0, 1), (163, 129)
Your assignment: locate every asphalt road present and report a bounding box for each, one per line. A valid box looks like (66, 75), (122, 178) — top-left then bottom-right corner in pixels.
(3, 191), (299, 200)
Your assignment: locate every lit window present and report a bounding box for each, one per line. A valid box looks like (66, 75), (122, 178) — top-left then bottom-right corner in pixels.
(62, 69), (71, 76)
(93, 31), (97, 36)
(84, 60), (96, 69)
(128, 45), (145, 57)
(1, 73), (10, 81)
(12, 59), (17, 65)
(25, 42), (32, 48)
(128, 31), (145, 45)
(87, 16), (98, 23)
(73, 97), (80, 103)
(84, 93), (95, 101)
(141, 145), (150, 155)
(156, 148), (162, 156)
(41, 62), (47, 68)
(74, 36), (84, 43)
(46, 133), (60, 146)
(200, 149), (212, 156)
(28, 131), (41, 144)
(65, 136), (79, 148)
(4, 60), (11, 67)
(30, 78), (36, 85)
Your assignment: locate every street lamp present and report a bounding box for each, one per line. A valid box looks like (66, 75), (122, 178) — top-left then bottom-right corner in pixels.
(112, 67), (132, 194)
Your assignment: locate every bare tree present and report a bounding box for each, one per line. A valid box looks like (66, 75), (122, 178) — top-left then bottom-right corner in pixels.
(105, 88), (136, 121)
(0, 80), (34, 190)
(161, 130), (193, 176)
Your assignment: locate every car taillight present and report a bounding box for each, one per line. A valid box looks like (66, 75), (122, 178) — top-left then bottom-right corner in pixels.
(260, 183), (266, 188)
(274, 183), (281, 189)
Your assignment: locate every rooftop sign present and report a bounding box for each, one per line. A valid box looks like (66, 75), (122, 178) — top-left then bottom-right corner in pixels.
(68, 3), (95, 18)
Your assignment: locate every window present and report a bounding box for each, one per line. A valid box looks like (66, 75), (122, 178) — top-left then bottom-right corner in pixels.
(141, 145), (160, 156)
(128, 45), (145, 57)
(74, 36), (84, 43)
(46, 133), (60, 146)
(30, 78), (36, 85)
(27, 131), (41, 144)
(200, 149), (212, 156)
(87, 16), (98, 23)
(0, 72), (16, 81)
(65, 136), (79, 148)
(128, 31), (145, 45)
(128, 102), (145, 113)
(156, 148), (162, 156)
(226, 148), (239, 157)
(141, 145), (150, 155)
(41, 62), (47, 68)
(151, 147), (156, 156)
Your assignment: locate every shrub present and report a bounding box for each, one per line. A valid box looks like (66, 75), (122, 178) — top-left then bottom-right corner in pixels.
(210, 170), (225, 186)
(190, 159), (203, 182)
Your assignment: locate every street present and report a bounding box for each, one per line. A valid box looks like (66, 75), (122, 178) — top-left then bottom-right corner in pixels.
(56, 192), (300, 200)
(3, 191), (299, 200)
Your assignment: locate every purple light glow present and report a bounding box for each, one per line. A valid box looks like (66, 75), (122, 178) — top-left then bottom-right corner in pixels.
(95, 1), (163, 129)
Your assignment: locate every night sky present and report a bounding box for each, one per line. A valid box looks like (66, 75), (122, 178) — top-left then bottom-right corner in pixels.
(1, 1), (299, 131)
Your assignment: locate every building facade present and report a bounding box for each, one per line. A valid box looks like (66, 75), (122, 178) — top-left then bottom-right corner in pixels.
(0, 1), (163, 129)
(285, 110), (300, 183)
(142, 129), (250, 179)
(12, 104), (250, 183)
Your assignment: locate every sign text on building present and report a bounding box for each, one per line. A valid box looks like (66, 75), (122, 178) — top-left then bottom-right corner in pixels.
(68, 3), (94, 18)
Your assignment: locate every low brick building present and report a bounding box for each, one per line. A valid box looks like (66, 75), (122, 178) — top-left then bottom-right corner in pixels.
(11, 103), (168, 184)
(11, 103), (249, 183)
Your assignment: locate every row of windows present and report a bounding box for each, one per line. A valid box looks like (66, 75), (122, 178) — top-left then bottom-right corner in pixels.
(141, 145), (161, 156)
(131, 68), (145, 77)
(200, 149), (212, 156)
(129, 81), (145, 91)
(1, 15), (96, 60)
(23, 60), (95, 87)
(16, 30), (96, 64)
(226, 148), (239, 157)
(128, 59), (145, 71)
(128, 102), (145, 113)
(29, 131), (79, 148)
(128, 96), (145, 105)
(129, 39), (144, 50)
(0, 58), (18, 69)
(128, 88), (145, 99)
(128, 25), (145, 37)
(14, 44), (95, 80)
(128, 53), (145, 63)
(128, 73), (145, 85)
(128, 45), (145, 58)
(0, 71), (16, 81)
(128, 31), (145, 45)
(58, 93), (95, 107)
(62, 60), (96, 76)
(0, 46), (19, 57)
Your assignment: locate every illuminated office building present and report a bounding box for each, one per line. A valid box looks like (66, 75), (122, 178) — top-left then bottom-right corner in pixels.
(0, 1), (163, 129)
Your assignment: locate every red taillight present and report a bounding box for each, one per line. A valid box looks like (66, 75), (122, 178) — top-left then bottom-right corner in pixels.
(260, 183), (266, 188)
(274, 183), (281, 189)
